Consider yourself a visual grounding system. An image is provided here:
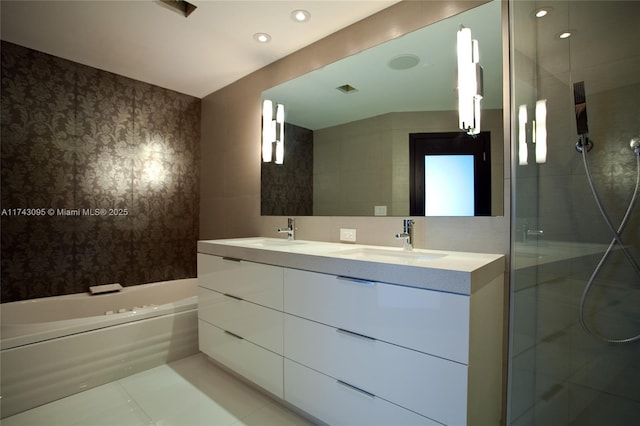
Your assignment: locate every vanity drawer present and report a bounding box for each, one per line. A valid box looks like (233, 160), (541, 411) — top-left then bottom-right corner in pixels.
(198, 287), (283, 355)
(197, 254), (283, 310)
(284, 359), (439, 426)
(198, 320), (283, 398)
(284, 314), (467, 425)
(284, 268), (470, 364)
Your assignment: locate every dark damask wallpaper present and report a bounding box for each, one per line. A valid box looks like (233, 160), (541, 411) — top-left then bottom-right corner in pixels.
(0, 41), (201, 302)
(261, 123), (313, 215)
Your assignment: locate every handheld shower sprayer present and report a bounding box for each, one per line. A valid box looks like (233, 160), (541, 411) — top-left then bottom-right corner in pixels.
(631, 137), (640, 156)
(573, 81), (640, 344)
(574, 81), (593, 153)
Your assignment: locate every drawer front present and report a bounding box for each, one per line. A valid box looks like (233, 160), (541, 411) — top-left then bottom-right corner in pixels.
(198, 253), (283, 310)
(284, 314), (468, 425)
(284, 268), (470, 363)
(198, 287), (283, 355)
(284, 359), (439, 426)
(198, 320), (283, 398)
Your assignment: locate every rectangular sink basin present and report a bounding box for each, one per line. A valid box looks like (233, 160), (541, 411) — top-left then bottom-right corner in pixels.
(232, 238), (307, 248)
(332, 247), (445, 264)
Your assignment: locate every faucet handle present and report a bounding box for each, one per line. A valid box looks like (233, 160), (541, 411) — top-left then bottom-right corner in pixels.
(403, 219), (414, 232)
(396, 219), (415, 251)
(277, 217), (295, 241)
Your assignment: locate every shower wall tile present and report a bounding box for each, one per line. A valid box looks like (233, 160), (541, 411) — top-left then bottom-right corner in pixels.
(569, 383), (640, 426)
(518, 77), (640, 424)
(0, 41), (200, 302)
(533, 375), (570, 426)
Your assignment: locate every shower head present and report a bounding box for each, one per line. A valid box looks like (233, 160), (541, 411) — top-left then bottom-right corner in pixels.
(574, 81), (593, 153)
(573, 81), (589, 136)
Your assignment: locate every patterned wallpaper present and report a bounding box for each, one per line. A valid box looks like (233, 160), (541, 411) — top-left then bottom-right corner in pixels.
(1, 41), (201, 302)
(261, 122), (313, 215)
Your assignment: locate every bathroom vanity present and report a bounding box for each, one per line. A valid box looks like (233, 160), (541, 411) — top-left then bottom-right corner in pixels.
(197, 237), (505, 426)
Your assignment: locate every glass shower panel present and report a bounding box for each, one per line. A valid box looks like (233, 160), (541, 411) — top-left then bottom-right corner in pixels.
(509, 1), (640, 426)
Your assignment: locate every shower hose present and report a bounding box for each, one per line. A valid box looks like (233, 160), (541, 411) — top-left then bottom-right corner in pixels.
(579, 141), (640, 344)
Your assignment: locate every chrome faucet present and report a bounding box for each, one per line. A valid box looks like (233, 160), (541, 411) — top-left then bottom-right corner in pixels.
(395, 219), (415, 251)
(277, 217), (296, 241)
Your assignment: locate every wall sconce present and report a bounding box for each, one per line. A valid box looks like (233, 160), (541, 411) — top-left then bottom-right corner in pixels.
(518, 100), (548, 165)
(262, 100), (285, 164)
(457, 26), (483, 136)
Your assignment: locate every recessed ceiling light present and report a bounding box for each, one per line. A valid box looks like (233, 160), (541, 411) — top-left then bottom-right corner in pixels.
(254, 33), (271, 43)
(535, 9), (548, 18)
(559, 31), (572, 39)
(291, 9), (311, 23)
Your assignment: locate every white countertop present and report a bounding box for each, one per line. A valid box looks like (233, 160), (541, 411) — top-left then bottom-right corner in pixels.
(198, 238), (505, 295)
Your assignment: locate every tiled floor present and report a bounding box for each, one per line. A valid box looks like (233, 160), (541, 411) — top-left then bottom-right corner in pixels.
(2, 354), (314, 426)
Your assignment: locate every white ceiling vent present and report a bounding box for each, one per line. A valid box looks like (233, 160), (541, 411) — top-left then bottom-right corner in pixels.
(337, 84), (358, 94)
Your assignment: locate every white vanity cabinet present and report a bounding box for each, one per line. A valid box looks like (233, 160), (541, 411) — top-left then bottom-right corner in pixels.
(284, 358), (441, 426)
(197, 253), (283, 310)
(197, 239), (505, 426)
(282, 269), (501, 426)
(283, 269), (471, 364)
(197, 253), (284, 398)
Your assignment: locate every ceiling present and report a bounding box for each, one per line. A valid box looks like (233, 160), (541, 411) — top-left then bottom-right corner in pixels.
(264, 0), (502, 130)
(0, 0), (399, 99)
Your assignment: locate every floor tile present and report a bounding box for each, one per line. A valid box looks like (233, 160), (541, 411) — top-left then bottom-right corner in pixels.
(2, 382), (151, 426)
(3, 354), (310, 426)
(233, 401), (315, 426)
(168, 355), (276, 416)
(119, 363), (245, 426)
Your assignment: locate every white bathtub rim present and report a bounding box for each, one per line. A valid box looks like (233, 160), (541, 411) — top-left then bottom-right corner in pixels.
(1, 278), (198, 324)
(1, 295), (197, 351)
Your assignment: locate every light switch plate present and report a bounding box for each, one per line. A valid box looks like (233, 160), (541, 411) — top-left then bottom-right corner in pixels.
(340, 228), (357, 242)
(374, 205), (387, 216)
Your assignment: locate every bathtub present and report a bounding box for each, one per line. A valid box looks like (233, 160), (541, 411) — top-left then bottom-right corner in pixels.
(0, 278), (199, 418)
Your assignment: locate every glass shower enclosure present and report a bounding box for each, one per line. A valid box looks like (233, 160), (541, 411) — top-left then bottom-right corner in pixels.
(508, 1), (640, 425)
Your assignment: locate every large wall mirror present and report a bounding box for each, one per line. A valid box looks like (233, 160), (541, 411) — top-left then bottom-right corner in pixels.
(261, 0), (503, 217)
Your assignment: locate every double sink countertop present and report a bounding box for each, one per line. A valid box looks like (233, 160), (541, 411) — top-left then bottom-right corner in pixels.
(198, 238), (505, 296)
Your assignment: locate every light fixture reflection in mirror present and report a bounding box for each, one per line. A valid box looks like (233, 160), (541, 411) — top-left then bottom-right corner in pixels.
(518, 104), (528, 165)
(518, 100), (548, 165)
(262, 100), (285, 164)
(535, 99), (547, 163)
(275, 103), (285, 164)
